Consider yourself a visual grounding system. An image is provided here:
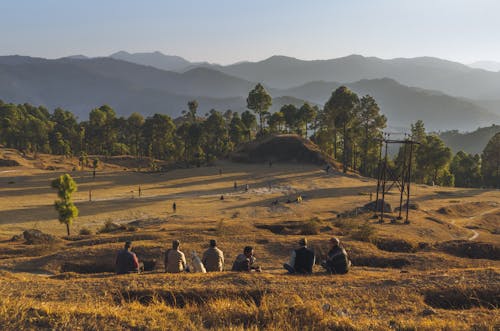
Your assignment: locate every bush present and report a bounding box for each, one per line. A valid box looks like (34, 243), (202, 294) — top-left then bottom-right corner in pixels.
(299, 217), (322, 235)
(79, 227), (92, 236)
(351, 222), (376, 242)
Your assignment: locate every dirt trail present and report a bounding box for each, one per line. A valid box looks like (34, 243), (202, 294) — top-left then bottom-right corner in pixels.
(465, 207), (499, 241)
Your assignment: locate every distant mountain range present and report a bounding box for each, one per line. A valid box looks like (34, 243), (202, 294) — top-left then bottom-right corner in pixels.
(468, 61), (500, 72)
(0, 53), (499, 132)
(439, 125), (500, 155)
(103, 51), (500, 100)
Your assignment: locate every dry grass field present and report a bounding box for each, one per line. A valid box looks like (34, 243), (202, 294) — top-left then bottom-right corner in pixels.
(0, 149), (498, 330)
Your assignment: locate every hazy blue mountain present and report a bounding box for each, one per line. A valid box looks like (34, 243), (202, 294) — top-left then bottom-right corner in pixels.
(0, 56), (256, 118)
(110, 51), (195, 72)
(468, 61), (500, 72)
(0, 55), (498, 132)
(439, 125), (500, 154)
(210, 55), (500, 100)
(277, 78), (500, 131)
(62, 55), (90, 60)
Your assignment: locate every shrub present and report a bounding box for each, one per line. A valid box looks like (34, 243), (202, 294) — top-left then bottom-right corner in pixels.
(299, 217), (322, 235)
(79, 227), (92, 236)
(351, 222), (376, 242)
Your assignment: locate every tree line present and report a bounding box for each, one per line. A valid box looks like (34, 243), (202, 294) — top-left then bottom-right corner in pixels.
(0, 83), (499, 188)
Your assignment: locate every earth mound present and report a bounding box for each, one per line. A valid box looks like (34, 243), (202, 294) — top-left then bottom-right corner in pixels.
(23, 229), (59, 245)
(231, 134), (338, 167)
(0, 158), (20, 167)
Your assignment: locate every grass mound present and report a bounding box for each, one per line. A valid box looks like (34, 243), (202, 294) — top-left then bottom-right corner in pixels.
(437, 201), (497, 217)
(61, 262), (115, 274)
(374, 238), (417, 253)
(255, 218), (329, 236)
(117, 288), (269, 308)
(350, 256), (411, 269)
(231, 134), (338, 167)
(424, 286), (499, 310)
(436, 240), (500, 260)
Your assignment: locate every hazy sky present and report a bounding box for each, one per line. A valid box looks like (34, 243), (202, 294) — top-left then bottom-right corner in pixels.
(1, 0), (499, 64)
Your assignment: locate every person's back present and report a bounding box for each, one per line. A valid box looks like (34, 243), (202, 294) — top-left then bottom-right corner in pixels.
(231, 253), (250, 271)
(294, 246), (315, 274)
(165, 249), (186, 273)
(203, 243), (224, 272)
(116, 242), (139, 274)
(327, 246), (350, 274)
(232, 246), (260, 272)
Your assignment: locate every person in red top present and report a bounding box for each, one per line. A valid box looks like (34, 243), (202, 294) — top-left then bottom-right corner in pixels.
(116, 241), (140, 274)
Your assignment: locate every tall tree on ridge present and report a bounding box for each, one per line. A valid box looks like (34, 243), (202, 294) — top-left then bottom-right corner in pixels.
(247, 83), (272, 134)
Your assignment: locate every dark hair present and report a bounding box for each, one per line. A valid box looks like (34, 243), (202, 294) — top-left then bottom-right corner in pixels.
(243, 246), (253, 254)
(210, 239), (217, 247)
(172, 240), (180, 249)
(124, 241), (131, 249)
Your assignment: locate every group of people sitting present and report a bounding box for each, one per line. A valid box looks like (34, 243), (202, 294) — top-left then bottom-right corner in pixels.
(115, 237), (350, 275)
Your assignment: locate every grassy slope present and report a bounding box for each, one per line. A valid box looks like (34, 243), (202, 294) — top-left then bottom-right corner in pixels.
(0, 150), (498, 330)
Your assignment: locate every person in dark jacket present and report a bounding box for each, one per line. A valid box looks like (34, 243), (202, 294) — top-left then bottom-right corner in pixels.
(232, 246), (261, 272)
(321, 237), (351, 274)
(115, 241), (140, 274)
(283, 238), (315, 274)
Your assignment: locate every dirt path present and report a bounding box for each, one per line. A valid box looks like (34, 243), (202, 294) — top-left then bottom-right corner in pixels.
(466, 207), (499, 241)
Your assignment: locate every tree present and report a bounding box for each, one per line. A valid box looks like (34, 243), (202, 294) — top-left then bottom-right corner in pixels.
(358, 95), (386, 176)
(267, 111), (285, 133)
(280, 104), (299, 133)
(185, 100), (199, 123)
(450, 151), (482, 188)
(229, 113), (246, 146)
(246, 83), (272, 133)
(416, 134), (452, 185)
(126, 113), (145, 157)
(143, 114), (176, 160)
(203, 109), (229, 159)
(51, 174), (78, 236)
(241, 110), (257, 141)
(324, 86), (360, 173)
(481, 132), (500, 187)
(298, 103), (317, 137)
(88, 105), (117, 154)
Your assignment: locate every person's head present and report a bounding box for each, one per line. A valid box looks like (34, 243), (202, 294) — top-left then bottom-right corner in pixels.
(172, 239), (180, 250)
(243, 246), (254, 257)
(330, 237), (340, 248)
(210, 239), (217, 248)
(298, 237), (307, 247)
(124, 241), (132, 250)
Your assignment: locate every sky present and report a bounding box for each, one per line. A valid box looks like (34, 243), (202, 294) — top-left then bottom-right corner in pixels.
(1, 0), (499, 65)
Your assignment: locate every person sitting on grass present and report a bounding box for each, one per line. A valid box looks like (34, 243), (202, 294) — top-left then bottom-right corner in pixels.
(115, 241), (140, 274)
(232, 246), (261, 272)
(165, 239), (187, 273)
(202, 239), (224, 272)
(321, 237), (351, 274)
(283, 238), (315, 274)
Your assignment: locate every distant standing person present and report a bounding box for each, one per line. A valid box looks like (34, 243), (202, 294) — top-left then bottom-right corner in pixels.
(232, 246), (261, 272)
(115, 241), (140, 274)
(164, 240), (187, 273)
(202, 239), (225, 272)
(234, 181), (238, 190)
(283, 238), (315, 274)
(245, 184), (249, 192)
(321, 237), (351, 274)
(172, 202), (177, 213)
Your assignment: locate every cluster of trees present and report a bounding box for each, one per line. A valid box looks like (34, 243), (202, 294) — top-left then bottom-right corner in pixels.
(1, 82), (499, 188)
(392, 120), (500, 188)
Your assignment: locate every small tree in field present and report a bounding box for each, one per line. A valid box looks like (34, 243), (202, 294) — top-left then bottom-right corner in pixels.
(51, 174), (78, 236)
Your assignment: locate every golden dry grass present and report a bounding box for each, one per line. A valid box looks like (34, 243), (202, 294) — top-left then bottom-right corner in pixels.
(0, 150), (499, 330)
